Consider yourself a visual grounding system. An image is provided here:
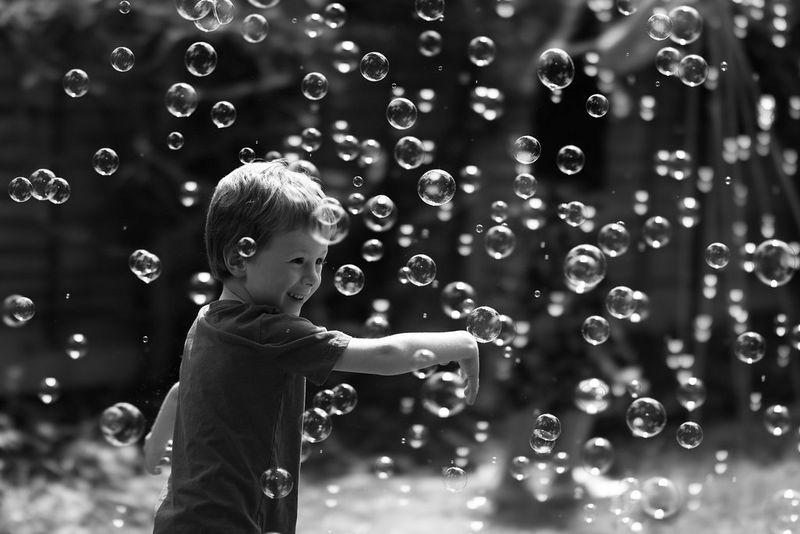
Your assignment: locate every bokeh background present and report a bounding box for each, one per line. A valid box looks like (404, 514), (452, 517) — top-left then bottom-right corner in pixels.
(1, 0), (799, 532)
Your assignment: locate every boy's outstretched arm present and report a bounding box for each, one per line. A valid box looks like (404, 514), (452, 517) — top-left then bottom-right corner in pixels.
(333, 331), (480, 404)
(143, 381), (179, 475)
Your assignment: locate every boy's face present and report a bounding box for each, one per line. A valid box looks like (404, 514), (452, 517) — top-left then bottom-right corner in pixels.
(240, 228), (328, 316)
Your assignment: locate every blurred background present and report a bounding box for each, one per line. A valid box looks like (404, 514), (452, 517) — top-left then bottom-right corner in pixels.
(1, 0), (799, 532)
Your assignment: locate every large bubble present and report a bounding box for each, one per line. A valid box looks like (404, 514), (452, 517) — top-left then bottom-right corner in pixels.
(92, 148), (120, 176)
(556, 145), (585, 175)
(331, 383), (358, 415)
(333, 264), (365, 296)
(512, 173), (537, 199)
(585, 93), (609, 118)
(581, 315), (610, 345)
(394, 136), (426, 169)
(440, 281), (476, 319)
(360, 52), (389, 82)
(421, 371), (467, 418)
(302, 407), (332, 443)
(63, 68), (90, 98)
(705, 242), (731, 269)
(483, 225), (516, 259)
(386, 97), (418, 129)
(605, 286), (636, 319)
(532, 413), (561, 441)
(563, 244), (607, 293)
(647, 12), (673, 40)
(626, 397), (667, 438)
(99, 402), (146, 446)
(734, 331), (766, 364)
(415, 0), (444, 21)
(128, 249), (162, 284)
(406, 254), (437, 286)
(175, 0), (212, 21)
(443, 466), (468, 492)
(8, 176), (32, 202)
(642, 215), (672, 248)
(597, 222), (630, 257)
(575, 378), (611, 414)
(512, 135), (541, 164)
(165, 82), (199, 117)
(310, 199), (350, 245)
(655, 46), (682, 77)
(30, 169), (55, 200)
(580, 437), (615, 475)
(418, 169), (455, 206)
(678, 54), (709, 87)
(640, 477), (681, 519)
(676, 421), (703, 449)
(211, 100), (236, 128)
(668, 5), (703, 45)
(241, 13), (269, 43)
(537, 48), (575, 91)
(261, 467), (293, 498)
(466, 305), (502, 343)
(676, 376), (706, 411)
(753, 239), (798, 287)
(301, 72), (329, 100)
(467, 36), (496, 67)
(110, 47), (135, 72)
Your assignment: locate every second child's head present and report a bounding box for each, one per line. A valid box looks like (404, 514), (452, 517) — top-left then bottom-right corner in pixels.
(205, 160), (330, 314)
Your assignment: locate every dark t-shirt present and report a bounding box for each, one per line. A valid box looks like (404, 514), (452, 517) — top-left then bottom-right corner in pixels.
(153, 300), (351, 534)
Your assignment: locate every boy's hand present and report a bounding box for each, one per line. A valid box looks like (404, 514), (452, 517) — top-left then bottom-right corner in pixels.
(459, 340), (480, 405)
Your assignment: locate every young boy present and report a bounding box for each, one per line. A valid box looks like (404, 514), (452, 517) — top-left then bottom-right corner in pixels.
(147, 160), (479, 534)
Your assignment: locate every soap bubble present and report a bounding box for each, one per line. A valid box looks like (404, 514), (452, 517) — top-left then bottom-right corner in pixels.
(459, 165), (482, 194)
(110, 47), (135, 72)
(669, 5), (703, 45)
(493, 314), (517, 347)
(334, 264), (365, 296)
(581, 315), (610, 345)
(185, 42), (217, 76)
(175, 0), (212, 21)
(363, 206), (397, 233)
(165, 82), (199, 117)
(406, 254), (437, 286)
(466, 306), (502, 343)
(753, 239), (798, 287)
(556, 145), (585, 174)
(301, 72), (328, 100)
(490, 200), (509, 223)
(179, 180), (201, 207)
(440, 281), (476, 319)
(313, 389), (335, 414)
(38, 377), (61, 404)
(676, 377), (706, 411)
(421, 371), (467, 418)
(605, 286), (636, 319)
(128, 249), (162, 284)
(647, 13), (673, 40)
(211, 100), (236, 128)
(310, 200), (350, 245)
(764, 405), (791, 436)
(247, 0), (280, 7)
(8, 177), (33, 202)
(193, 9), (221, 32)
(678, 54), (708, 87)
(626, 397), (667, 438)
(303, 13), (326, 38)
(616, 0), (639, 15)
(63, 68), (90, 97)
(66, 333), (88, 359)
(415, 0), (444, 21)
(581, 437), (615, 475)
(558, 200), (587, 227)
(394, 136), (426, 169)
(766, 489), (800, 534)
(467, 36), (496, 67)
(5, 295), (35, 323)
(370, 455), (395, 479)
(302, 407), (332, 443)
(443, 466), (468, 492)
(643, 216), (672, 248)
(361, 239), (384, 262)
(529, 434), (556, 455)
(537, 48), (575, 91)
(367, 194), (395, 219)
(586, 94), (609, 118)
(188, 272), (217, 305)
(418, 169), (455, 206)
(655, 46), (682, 76)
(597, 222), (630, 257)
(484, 225), (517, 259)
(417, 30), (443, 57)
(46, 177), (71, 204)
(386, 97), (417, 129)
(705, 242), (730, 269)
(575, 378), (611, 414)
(241, 13), (269, 43)
(640, 477), (680, 519)
(789, 324), (800, 350)
(513, 173), (537, 199)
(237, 236), (257, 258)
(331, 383), (357, 415)
(261, 467), (293, 498)
(30, 169), (54, 200)
(405, 424), (430, 448)
(676, 421), (703, 449)
(167, 131), (185, 150)
(360, 52), (389, 82)
(99, 402), (146, 446)
(564, 244), (607, 294)
(358, 139), (382, 166)
(512, 135), (541, 164)
(332, 40), (360, 73)
(93, 148), (119, 176)
(119, 0), (131, 14)
(532, 413), (561, 441)
(322, 2), (346, 28)
(345, 192), (365, 215)
(509, 456), (531, 481)
(734, 331), (766, 364)
(300, 127), (322, 153)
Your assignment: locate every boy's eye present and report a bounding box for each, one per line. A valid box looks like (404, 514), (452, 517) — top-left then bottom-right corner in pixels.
(291, 258), (304, 264)
(316, 258), (327, 266)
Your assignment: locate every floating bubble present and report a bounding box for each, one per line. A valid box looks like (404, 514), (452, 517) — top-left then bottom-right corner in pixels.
(345, 192), (366, 215)
(371, 455), (395, 479)
(558, 200), (587, 227)
(418, 30), (443, 57)
(63, 68), (90, 98)
(29, 170), (54, 202)
(789, 324), (800, 350)
(331, 383), (357, 415)
(443, 466), (468, 492)
(239, 147), (256, 163)
(556, 145), (585, 175)
(669, 5), (703, 45)
(299, 127), (322, 153)
(415, 0), (444, 21)
(537, 48), (575, 91)
(418, 169), (455, 206)
(533, 413), (561, 441)
(361, 239), (384, 262)
(581, 315), (610, 345)
(643, 216), (672, 248)
(99, 402), (146, 446)
(301, 72), (329, 100)
(586, 94), (609, 118)
(626, 397), (667, 438)
(529, 434), (556, 455)
(334, 264), (365, 296)
(360, 52), (389, 82)
(484, 225), (516, 260)
(188, 272), (217, 305)
(110, 47), (135, 72)
(367, 195), (395, 219)
(678, 54), (709, 87)
(165, 82), (199, 117)
(185, 42), (217, 77)
(676, 377), (706, 411)
(167, 131), (185, 150)
(705, 242), (730, 269)
(193, 8), (221, 32)
(564, 244), (607, 294)
(470, 85), (505, 120)
(406, 254), (437, 286)
(509, 456), (531, 481)
(490, 200), (509, 223)
(237, 236), (257, 258)
(46, 176), (71, 204)
(247, 0), (280, 7)
(467, 36), (496, 67)
(332, 40), (360, 73)
(363, 205), (397, 233)
(303, 12), (326, 38)
(241, 13), (269, 42)
(38, 377), (61, 404)
(605, 286), (636, 319)
(119, 0), (131, 14)
(313, 389), (336, 414)
(175, 0), (212, 21)
(211, 100), (236, 128)
(466, 305), (502, 343)
(764, 405), (791, 436)
(302, 407), (332, 443)
(512, 135), (541, 164)
(734, 331), (766, 364)
(676, 421), (703, 449)
(512, 173), (537, 199)
(440, 281), (476, 320)
(581, 437), (615, 475)
(459, 165), (482, 194)
(597, 222), (630, 257)
(4, 294), (35, 323)
(386, 97), (418, 130)
(179, 180), (200, 207)
(310, 199), (350, 245)
(753, 239), (798, 287)
(335, 134), (361, 162)
(616, 0), (639, 15)
(65, 333), (88, 359)
(575, 378), (612, 414)
(405, 423), (429, 448)
(655, 46), (682, 77)
(647, 13), (673, 40)
(261, 467), (293, 498)
(8, 177), (33, 202)
(128, 249), (162, 284)
(421, 371), (467, 418)
(493, 314), (517, 347)
(640, 477), (680, 519)
(358, 139), (382, 166)
(322, 2), (346, 28)
(93, 148), (119, 176)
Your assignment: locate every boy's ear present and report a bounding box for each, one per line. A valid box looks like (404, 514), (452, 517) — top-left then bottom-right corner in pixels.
(223, 247), (248, 278)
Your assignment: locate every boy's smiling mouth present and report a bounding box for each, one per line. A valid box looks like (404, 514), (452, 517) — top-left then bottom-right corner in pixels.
(287, 292), (306, 301)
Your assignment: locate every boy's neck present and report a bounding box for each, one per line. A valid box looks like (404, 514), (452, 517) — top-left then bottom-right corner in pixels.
(218, 282), (247, 303)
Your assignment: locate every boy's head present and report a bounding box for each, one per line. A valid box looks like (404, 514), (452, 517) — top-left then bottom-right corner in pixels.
(205, 160), (326, 282)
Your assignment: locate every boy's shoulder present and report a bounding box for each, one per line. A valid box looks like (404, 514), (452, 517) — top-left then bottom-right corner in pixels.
(201, 300), (327, 339)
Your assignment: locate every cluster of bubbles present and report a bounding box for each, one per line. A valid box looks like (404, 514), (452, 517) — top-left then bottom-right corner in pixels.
(647, 6), (710, 86)
(99, 402), (146, 446)
(8, 168), (71, 204)
(302, 382), (358, 444)
(128, 249), (163, 284)
(528, 413), (562, 455)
